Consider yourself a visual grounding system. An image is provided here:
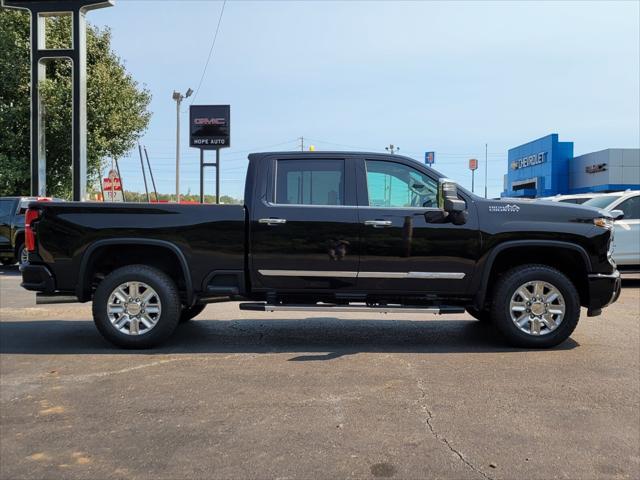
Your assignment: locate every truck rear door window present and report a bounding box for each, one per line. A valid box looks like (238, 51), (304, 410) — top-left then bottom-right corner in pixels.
(275, 159), (345, 206)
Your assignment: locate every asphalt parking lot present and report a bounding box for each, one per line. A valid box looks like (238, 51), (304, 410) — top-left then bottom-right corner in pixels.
(1, 265), (639, 480)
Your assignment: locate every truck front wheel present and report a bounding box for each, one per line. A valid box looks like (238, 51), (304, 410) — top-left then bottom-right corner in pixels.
(92, 265), (181, 349)
(490, 265), (580, 348)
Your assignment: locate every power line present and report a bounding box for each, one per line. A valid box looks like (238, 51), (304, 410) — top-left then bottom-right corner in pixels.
(190, 0), (227, 104)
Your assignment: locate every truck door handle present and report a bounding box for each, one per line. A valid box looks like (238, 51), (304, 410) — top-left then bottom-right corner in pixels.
(364, 220), (393, 228)
(259, 217), (287, 225)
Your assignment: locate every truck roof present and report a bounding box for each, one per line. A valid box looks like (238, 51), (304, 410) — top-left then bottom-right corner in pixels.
(248, 151), (443, 176)
(249, 151), (417, 161)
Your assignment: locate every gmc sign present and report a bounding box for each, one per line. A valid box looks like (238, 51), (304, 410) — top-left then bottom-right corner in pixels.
(190, 105), (230, 149)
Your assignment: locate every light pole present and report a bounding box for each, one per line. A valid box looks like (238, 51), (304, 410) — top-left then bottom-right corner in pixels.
(484, 143), (488, 199)
(385, 144), (399, 154)
(172, 88), (193, 202)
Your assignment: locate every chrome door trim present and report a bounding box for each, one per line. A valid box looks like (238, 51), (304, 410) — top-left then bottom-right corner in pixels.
(358, 271), (466, 279)
(259, 270), (358, 278)
(258, 270), (465, 279)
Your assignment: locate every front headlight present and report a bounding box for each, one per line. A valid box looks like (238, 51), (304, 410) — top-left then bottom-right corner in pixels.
(593, 217), (614, 229)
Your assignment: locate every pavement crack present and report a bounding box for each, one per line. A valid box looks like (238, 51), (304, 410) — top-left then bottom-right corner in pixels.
(403, 360), (494, 480)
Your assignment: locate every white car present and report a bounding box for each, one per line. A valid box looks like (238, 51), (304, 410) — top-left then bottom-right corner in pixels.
(583, 190), (640, 272)
(542, 193), (601, 204)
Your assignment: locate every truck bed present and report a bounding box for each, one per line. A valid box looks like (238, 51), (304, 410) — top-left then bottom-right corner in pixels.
(30, 202), (246, 297)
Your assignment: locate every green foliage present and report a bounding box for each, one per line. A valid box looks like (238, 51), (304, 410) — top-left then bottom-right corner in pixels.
(0, 9), (151, 198)
(103, 191), (242, 204)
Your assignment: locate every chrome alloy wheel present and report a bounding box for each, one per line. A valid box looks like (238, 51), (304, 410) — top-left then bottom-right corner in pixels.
(107, 281), (162, 335)
(509, 280), (566, 336)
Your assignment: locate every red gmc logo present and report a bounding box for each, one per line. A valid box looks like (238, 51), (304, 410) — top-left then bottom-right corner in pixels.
(194, 117), (226, 125)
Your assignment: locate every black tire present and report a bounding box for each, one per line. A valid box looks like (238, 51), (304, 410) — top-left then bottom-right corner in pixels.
(16, 243), (27, 265)
(466, 307), (492, 323)
(180, 304), (206, 323)
(92, 265), (181, 349)
(491, 264), (580, 348)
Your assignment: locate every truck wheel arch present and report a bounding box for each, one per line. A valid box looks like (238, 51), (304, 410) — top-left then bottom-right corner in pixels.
(474, 240), (592, 310)
(76, 238), (193, 305)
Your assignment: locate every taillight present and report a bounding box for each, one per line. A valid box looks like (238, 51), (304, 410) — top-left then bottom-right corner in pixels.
(25, 208), (40, 252)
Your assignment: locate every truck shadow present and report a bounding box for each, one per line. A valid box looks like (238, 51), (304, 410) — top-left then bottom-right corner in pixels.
(0, 317), (579, 356)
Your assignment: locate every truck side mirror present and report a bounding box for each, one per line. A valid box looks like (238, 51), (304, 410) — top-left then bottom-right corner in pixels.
(436, 179), (467, 225)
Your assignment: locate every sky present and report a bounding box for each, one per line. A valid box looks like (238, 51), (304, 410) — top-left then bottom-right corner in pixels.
(88, 0), (640, 200)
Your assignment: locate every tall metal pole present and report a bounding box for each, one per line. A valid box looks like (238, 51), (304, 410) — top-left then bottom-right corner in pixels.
(200, 149), (205, 204)
(143, 146), (159, 202)
(175, 95), (181, 203)
(138, 143), (150, 202)
(114, 158), (126, 202)
(484, 143), (488, 199)
(216, 148), (221, 204)
(471, 170), (475, 193)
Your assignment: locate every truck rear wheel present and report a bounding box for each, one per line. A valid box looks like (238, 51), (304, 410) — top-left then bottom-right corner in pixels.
(490, 264), (580, 348)
(92, 265), (181, 349)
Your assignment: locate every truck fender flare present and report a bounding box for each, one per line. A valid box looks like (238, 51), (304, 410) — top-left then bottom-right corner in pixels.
(473, 240), (592, 309)
(76, 238), (193, 304)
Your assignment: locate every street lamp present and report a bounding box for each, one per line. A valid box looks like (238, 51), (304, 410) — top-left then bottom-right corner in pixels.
(172, 88), (193, 202)
(385, 144), (399, 154)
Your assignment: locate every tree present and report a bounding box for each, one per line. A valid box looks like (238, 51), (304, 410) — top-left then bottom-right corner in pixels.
(0, 9), (151, 198)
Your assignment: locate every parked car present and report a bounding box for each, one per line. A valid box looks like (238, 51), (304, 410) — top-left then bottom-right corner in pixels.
(20, 152), (621, 349)
(0, 197), (61, 266)
(583, 190), (640, 272)
(541, 193), (600, 204)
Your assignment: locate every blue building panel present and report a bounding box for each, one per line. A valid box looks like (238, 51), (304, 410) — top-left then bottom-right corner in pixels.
(502, 134), (574, 198)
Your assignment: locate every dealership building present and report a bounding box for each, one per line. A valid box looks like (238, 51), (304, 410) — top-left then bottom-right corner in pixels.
(501, 133), (640, 198)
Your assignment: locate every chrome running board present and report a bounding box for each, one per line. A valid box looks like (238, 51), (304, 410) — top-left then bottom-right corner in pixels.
(239, 303), (464, 315)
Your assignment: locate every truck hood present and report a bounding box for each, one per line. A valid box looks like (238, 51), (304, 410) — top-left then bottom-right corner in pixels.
(480, 197), (612, 224)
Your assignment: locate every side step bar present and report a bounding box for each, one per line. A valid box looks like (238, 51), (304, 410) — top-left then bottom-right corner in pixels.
(36, 293), (79, 305)
(239, 303), (464, 315)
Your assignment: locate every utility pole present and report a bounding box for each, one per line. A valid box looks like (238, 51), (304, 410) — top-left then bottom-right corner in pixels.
(172, 88), (193, 202)
(385, 144), (399, 154)
(299, 136), (304, 152)
(484, 143), (488, 199)
(137, 143), (150, 202)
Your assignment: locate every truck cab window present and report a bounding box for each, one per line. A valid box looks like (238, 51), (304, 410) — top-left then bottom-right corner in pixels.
(275, 159), (345, 206)
(366, 160), (438, 208)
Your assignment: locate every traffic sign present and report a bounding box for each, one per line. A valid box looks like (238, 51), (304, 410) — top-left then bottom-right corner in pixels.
(425, 151), (435, 165)
(103, 169), (123, 202)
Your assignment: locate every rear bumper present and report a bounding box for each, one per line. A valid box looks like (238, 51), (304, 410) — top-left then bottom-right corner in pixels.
(20, 263), (55, 293)
(586, 270), (621, 316)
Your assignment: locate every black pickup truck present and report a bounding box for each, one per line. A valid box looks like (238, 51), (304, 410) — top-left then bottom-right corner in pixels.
(21, 151), (621, 349)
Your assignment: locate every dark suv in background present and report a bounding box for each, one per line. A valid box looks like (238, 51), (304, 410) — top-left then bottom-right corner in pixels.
(0, 197), (61, 266)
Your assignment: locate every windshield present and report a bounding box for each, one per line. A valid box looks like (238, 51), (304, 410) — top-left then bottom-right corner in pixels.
(582, 195), (620, 209)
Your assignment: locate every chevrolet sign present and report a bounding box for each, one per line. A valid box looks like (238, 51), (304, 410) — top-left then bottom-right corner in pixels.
(511, 152), (547, 170)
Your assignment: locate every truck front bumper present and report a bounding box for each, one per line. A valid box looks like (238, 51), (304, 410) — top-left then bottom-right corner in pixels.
(20, 263), (55, 293)
(586, 270), (621, 316)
